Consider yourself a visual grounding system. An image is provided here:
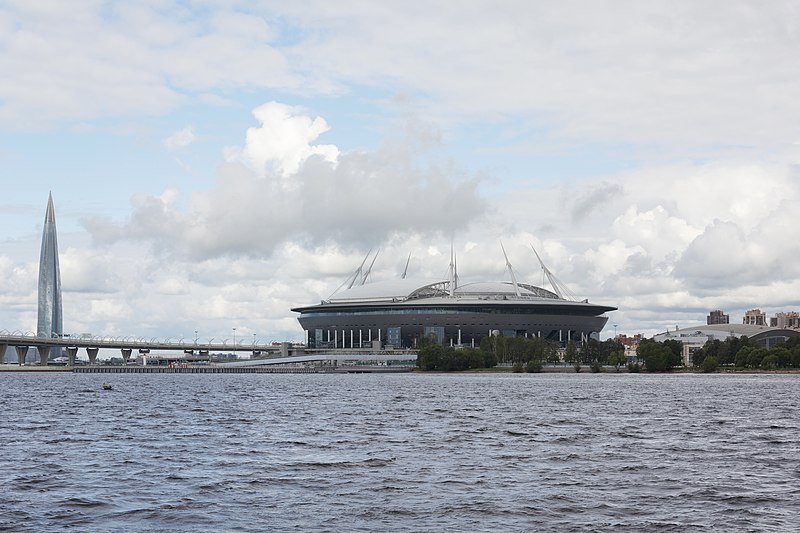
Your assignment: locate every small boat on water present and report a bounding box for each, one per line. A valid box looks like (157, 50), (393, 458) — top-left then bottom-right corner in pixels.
(102, 383), (112, 390)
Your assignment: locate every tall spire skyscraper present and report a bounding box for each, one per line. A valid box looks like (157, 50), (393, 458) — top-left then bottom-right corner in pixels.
(37, 192), (63, 338)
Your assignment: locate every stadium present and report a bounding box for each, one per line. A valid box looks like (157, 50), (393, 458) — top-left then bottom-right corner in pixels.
(292, 246), (617, 349)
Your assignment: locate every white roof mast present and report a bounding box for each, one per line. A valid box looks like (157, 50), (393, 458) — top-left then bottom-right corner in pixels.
(530, 244), (578, 301)
(500, 241), (521, 297)
(401, 253), (411, 279)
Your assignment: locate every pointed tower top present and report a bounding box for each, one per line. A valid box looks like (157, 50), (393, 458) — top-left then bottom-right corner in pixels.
(44, 192), (56, 224)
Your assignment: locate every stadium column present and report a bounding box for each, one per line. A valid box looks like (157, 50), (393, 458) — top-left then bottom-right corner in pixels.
(67, 347), (78, 366)
(36, 345), (50, 366)
(86, 347), (99, 365)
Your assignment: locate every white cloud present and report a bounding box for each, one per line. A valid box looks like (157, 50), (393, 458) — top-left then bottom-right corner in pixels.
(0, 3), (297, 129)
(276, 1), (800, 148)
(225, 102), (339, 179)
(2, 1), (800, 155)
(163, 126), (197, 150)
(85, 102), (485, 259)
(6, 2), (800, 342)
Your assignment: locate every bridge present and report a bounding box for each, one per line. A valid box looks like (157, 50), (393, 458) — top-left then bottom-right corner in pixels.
(0, 332), (418, 368)
(0, 332), (287, 366)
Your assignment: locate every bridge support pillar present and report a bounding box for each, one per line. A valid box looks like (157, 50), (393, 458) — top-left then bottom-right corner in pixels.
(15, 346), (29, 365)
(36, 345), (51, 366)
(66, 347), (78, 366)
(86, 347), (99, 365)
(121, 348), (132, 363)
(0, 344), (6, 364)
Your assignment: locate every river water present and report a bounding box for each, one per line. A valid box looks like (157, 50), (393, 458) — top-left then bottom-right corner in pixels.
(1, 372), (798, 532)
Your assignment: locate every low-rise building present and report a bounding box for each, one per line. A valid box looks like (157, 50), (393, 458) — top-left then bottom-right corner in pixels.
(653, 324), (800, 365)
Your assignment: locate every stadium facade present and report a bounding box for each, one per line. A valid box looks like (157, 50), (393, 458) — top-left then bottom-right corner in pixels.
(292, 246), (616, 349)
(37, 192), (63, 339)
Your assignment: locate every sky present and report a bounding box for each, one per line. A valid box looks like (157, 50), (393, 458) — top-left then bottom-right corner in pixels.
(2, 0), (800, 344)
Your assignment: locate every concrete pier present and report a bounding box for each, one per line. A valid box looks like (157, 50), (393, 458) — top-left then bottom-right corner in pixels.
(15, 346), (28, 365)
(86, 347), (99, 365)
(67, 347), (78, 366)
(36, 345), (50, 366)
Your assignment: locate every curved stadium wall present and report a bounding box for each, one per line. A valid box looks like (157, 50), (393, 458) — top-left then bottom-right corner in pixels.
(292, 279), (616, 349)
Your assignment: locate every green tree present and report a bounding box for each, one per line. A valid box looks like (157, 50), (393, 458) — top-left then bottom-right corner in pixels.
(463, 348), (485, 369)
(483, 349), (498, 369)
(735, 346), (752, 368)
(691, 347), (707, 368)
(480, 334), (502, 365)
(701, 356), (718, 373)
(704, 339), (721, 361)
(545, 343), (561, 366)
(662, 339), (684, 367)
(564, 341), (578, 365)
(608, 350), (626, 371)
(747, 348), (767, 369)
(416, 344), (444, 370)
(599, 339), (624, 364)
(579, 339), (601, 364)
(768, 346), (791, 368)
(791, 347), (800, 369)
(525, 359), (542, 373)
(637, 339), (675, 372)
(760, 354), (779, 370)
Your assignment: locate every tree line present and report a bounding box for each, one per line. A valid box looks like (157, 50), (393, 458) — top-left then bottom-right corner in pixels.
(691, 335), (800, 371)
(636, 335), (800, 372)
(415, 335), (626, 372)
(416, 333), (800, 373)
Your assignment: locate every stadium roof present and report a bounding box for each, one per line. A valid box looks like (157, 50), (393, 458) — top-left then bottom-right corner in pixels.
(326, 278), (446, 303)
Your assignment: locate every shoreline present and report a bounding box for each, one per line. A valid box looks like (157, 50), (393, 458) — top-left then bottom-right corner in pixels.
(2, 363), (799, 375)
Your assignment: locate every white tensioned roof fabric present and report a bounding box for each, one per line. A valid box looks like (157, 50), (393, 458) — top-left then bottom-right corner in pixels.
(327, 278), (447, 302)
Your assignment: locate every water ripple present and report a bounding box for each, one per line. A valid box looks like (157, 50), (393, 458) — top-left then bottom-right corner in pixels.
(1, 372), (799, 531)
